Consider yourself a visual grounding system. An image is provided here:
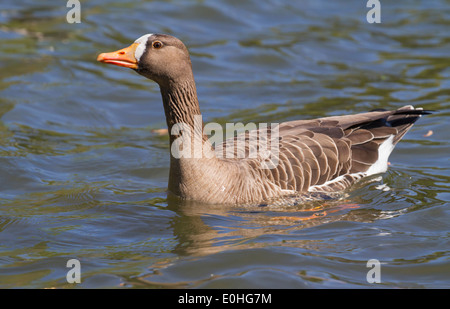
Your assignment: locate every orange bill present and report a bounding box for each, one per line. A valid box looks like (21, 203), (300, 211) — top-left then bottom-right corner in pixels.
(97, 43), (139, 69)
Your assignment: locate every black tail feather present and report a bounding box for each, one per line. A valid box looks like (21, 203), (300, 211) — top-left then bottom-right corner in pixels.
(393, 109), (434, 116)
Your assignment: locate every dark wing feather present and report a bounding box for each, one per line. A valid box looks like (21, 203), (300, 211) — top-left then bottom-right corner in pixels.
(215, 105), (430, 193)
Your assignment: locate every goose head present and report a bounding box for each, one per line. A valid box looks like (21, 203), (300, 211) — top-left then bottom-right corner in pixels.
(97, 34), (194, 86)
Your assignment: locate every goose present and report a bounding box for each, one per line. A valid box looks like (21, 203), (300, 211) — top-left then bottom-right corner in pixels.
(97, 33), (431, 205)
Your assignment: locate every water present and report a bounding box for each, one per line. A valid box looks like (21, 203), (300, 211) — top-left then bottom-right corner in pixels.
(0, 0), (449, 288)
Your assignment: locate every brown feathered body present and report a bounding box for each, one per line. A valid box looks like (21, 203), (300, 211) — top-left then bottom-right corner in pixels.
(169, 104), (427, 205)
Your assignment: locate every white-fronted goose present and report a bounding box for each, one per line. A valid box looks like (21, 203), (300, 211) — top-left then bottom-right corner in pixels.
(97, 34), (431, 205)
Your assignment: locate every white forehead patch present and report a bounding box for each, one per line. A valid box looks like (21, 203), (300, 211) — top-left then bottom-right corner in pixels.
(134, 33), (153, 61)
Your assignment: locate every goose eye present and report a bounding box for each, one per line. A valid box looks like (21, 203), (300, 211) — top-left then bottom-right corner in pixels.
(152, 41), (163, 49)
